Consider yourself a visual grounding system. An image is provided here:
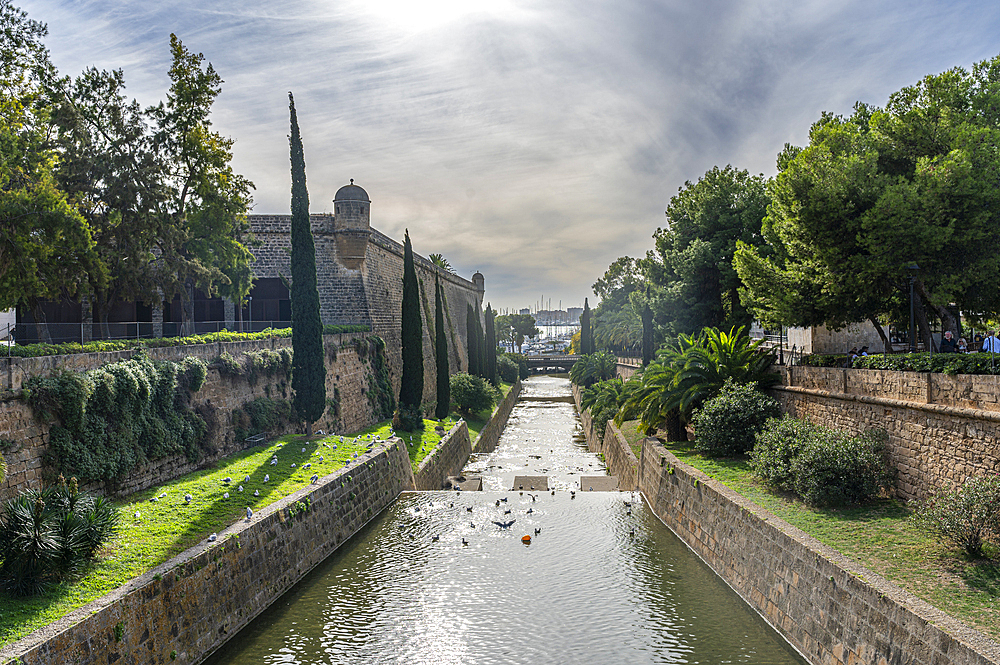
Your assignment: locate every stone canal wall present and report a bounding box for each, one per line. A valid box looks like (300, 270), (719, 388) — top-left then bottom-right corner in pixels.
(411, 379), (523, 489)
(1, 440), (416, 665)
(571, 384), (638, 488)
(0, 333), (385, 502)
(770, 366), (1000, 501)
(473, 380), (522, 454)
(637, 438), (1000, 665)
(413, 421), (471, 490)
(601, 420), (639, 490)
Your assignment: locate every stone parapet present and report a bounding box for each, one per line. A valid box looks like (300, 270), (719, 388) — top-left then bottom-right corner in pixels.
(637, 438), (1000, 665)
(0, 440), (416, 665)
(601, 420), (639, 490)
(472, 380), (522, 454)
(413, 421), (471, 490)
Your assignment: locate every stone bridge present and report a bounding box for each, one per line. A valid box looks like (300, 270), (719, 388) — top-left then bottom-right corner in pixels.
(524, 354), (580, 373)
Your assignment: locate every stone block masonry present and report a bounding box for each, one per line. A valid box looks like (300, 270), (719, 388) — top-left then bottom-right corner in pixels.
(413, 421), (472, 490)
(770, 366), (1000, 500)
(0, 333), (386, 502)
(472, 380), (522, 454)
(637, 438), (1000, 665)
(570, 383), (637, 489)
(0, 440), (417, 665)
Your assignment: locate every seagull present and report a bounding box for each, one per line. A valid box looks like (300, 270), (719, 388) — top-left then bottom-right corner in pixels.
(311, 474), (319, 484)
(134, 511), (141, 520)
(318, 456), (324, 463)
(222, 477), (232, 483)
(223, 492), (229, 499)
(493, 519), (516, 528)
(264, 474), (269, 483)
(159, 492), (167, 498)
(526, 508), (534, 514)
(254, 489), (260, 497)
(244, 475), (251, 483)
(291, 463), (296, 468)
(332, 444), (338, 450)
(551, 490), (555, 496)
(500, 497), (508, 503)
(302, 447), (306, 453)
(534, 528), (541, 535)
(495, 500), (501, 507)
(246, 507), (253, 520)
(528, 494), (537, 502)
(504, 509), (512, 515)
(184, 493), (192, 504)
(304, 463), (311, 469)
(462, 538), (469, 546)
(208, 533), (217, 542)
(470, 522), (475, 528)
(238, 485), (244, 492)
(339, 436), (345, 442)
(150, 497), (158, 503)
(466, 506), (473, 512)
(270, 458), (277, 466)
(629, 529), (635, 537)
(431, 535), (439, 542)
(627, 509), (632, 516)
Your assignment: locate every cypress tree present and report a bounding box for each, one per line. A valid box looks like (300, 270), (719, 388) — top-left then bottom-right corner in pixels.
(642, 302), (654, 366)
(467, 303), (479, 376)
(485, 304), (498, 385)
(399, 229), (424, 421)
(435, 276), (450, 419)
(580, 298), (593, 355)
(476, 304), (487, 378)
(287, 93), (325, 426)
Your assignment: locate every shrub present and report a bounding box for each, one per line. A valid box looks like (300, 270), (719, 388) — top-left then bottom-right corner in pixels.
(504, 353), (529, 380)
(913, 475), (1000, 557)
(393, 405), (425, 432)
(791, 428), (893, 507)
(570, 352), (617, 387)
(25, 352), (210, 482)
(691, 379), (780, 457)
(750, 415), (816, 491)
(497, 355), (519, 383)
(0, 477), (118, 596)
(450, 372), (497, 415)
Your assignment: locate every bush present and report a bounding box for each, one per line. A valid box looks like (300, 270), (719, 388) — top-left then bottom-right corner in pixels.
(569, 352), (617, 387)
(25, 352), (210, 482)
(450, 372), (497, 415)
(393, 405), (425, 432)
(505, 353), (529, 380)
(497, 355), (519, 383)
(691, 379), (780, 456)
(913, 475), (1000, 557)
(0, 477), (118, 596)
(750, 415), (816, 491)
(791, 428), (893, 507)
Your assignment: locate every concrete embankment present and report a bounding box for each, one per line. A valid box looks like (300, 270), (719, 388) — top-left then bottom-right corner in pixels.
(637, 439), (1000, 665)
(1, 441), (415, 665)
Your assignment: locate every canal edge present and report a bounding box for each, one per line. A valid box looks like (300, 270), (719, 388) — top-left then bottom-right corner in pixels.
(0, 440), (416, 665)
(638, 441), (1000, 665)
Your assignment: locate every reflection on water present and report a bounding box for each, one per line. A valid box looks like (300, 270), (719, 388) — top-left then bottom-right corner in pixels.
(205, 376), (806, 665)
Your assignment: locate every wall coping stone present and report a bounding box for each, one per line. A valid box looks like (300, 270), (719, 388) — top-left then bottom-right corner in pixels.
(640, 439), (1000, 665)
(772, 384), (1000, 424)
(0, 439), (416, 665)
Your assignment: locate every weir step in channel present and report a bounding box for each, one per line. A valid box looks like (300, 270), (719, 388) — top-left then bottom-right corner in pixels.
(579, 475), (619, 491)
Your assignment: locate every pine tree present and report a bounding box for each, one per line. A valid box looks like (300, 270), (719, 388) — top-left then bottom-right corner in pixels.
(435, 276), (450, 419)
(399, 229), (424, 424)
(287, 93), (326, 426)
(580, 298), (593, 355)
(485, 304), (498, 385)
(467, 303), (479, 376)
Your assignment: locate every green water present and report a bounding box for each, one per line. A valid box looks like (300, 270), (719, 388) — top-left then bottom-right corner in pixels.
(204, 376), (807, 665)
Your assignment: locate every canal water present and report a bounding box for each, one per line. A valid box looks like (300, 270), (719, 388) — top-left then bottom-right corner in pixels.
(205, 376), (806, 665)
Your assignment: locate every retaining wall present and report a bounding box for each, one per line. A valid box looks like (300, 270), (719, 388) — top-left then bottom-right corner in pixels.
(570, 383), (638, 488)
(0, 440), (416, 665)
(637, 438), (1000, 665)
(0, 333), (381, 502)
(412, 421), (471, 490)
(771, 366), (1000, 500)
(473, 381), (522, 454)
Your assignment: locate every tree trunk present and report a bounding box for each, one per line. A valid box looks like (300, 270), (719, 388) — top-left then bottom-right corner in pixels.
(95, 291), (112, 340)
(914, 279), (958, 344)
(867, 314), (891, 353)
(663, 409), (687, 442)
(28, 298), (52, 344)
(912, 289), (936, 353)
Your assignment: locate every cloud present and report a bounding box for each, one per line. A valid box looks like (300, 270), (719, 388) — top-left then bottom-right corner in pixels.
(20, 0), (1000, 310)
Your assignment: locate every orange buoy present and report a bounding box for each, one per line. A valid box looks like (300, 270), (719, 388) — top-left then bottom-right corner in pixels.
(521, 535), (531, 544)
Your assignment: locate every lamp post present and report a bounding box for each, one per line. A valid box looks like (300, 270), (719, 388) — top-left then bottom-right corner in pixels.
(907, 262), (919, 353)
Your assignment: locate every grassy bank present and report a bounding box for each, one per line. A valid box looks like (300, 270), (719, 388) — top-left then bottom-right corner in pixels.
(651, 434), (1000, 641)
(0, 432), (377, 647)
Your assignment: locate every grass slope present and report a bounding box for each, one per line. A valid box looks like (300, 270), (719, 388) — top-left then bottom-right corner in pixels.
(652, 434), (1000, 641)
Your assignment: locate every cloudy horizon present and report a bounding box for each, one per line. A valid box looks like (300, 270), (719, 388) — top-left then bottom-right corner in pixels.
(19, 0), (1000, 313)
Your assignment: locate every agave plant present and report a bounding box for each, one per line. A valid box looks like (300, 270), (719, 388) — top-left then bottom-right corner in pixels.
(616, 326), (777, 438)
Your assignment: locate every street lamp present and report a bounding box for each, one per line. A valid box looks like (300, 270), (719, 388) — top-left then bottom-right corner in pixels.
(907, 262), (919, 353)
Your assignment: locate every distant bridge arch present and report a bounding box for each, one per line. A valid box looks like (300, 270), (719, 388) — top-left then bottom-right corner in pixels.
(524, 354), (580, 373)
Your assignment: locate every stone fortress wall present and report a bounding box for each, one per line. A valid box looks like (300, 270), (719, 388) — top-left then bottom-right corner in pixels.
(247, 181), (485, 412)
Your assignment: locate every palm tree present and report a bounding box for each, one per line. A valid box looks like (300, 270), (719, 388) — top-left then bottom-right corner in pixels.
(616, 326), (776, 438)
(429, 253), (454, 273)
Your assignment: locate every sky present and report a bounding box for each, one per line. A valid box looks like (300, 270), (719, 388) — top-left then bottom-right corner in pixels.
(17, 0), (1000, 313)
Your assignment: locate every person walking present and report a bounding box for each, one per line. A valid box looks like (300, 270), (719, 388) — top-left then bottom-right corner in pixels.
(983, 331), (1000, 354)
